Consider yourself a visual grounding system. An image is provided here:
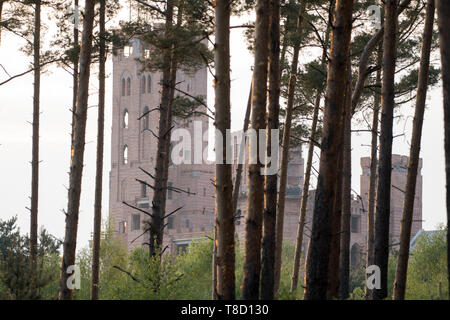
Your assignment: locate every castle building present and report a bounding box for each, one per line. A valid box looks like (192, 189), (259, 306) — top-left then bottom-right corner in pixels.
(109, 40), (423, 260)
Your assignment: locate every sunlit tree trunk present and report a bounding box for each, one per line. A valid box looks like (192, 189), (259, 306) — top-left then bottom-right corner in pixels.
(437, 0), (450, 301)
(393, 0), (435, 301)
(91, 0), (106, 300)
(214, 0), (235, 300)
(304, 0), (354, 300)
(59, 0), (96, 300)
(338, 62), (352, 300)
(242, 0), (270, 300)
(372, 0), (397, 301)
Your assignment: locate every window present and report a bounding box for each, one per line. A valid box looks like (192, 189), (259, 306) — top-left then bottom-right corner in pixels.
(185, 218), (190, 228)
(203, 188), (206, 197)
(142, 106), (150, 130)
(167, 216), (174, 230)
(121, 78), (126, 96)
(141, 183), (147, 198)
(123, 145), (128, 164)
(124, 45), (133, 57)
(168, 182), (173, 200)
(127, 77), (131, 96)
(351, 215), (360, 233)
(144, 49), (150, 59)
(141, 76), (146, 94)
(123, 109), (129, 129)
(119, 221), (127, 234)
(176, 243), (189, 254)
(147, 75), (152, 93)
(132, 214), (140, 231)
(187, 188), (190, 196)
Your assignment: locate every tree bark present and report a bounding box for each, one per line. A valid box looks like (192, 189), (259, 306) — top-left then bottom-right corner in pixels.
(437, 0), (450, 302)
(365, 46), (382, 292)
(214, 0), (235, 300)
(393, 0), (434, 300)
(242, 0), (270, 300)
(149, 0), (177, 258)
(273, 0), (307, 294)
(59, 0), (96, 300)
(289, 0), (333, 293)
(261, 0), (280, 300)
(71, 0), (80, 149)
(372, 0), (397, 301)
(338, 62), (352, 300)
(303, 0), (354, 300)
(30, 0), (41, 282)
(91, 0), (106, 301)
(327, 125), (344, 300)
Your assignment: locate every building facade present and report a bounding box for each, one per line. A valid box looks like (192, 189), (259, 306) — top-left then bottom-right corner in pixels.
(109, 40), (423, 261)
(109, 39), (215, 253)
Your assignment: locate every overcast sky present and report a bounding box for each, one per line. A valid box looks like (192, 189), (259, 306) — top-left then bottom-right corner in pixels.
(0, 9), (447, 251)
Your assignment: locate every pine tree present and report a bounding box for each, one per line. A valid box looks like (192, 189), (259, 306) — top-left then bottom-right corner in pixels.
(59, 0), (96, 300)
(242, 0), (270, 300)
(91, 0), (107, 301)
(435, 0), (450, 300)
(214, 0), (235, 300)
(372, 0), (398, 300)
(303, 0), (354, 300)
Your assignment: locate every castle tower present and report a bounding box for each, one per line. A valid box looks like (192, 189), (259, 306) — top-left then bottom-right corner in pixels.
(109, 39), (215, 253)
(360, 154), (423, 245)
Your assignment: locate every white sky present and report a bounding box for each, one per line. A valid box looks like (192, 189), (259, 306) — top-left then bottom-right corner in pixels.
(0, 8), (447, 251)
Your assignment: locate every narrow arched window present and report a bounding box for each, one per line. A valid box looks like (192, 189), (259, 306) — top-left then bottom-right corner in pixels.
(123, 109), (129, 129)
(141, 76), (146, 94)
(123, 145), (128, 164)
(127, 77), (131, 96)
(121, 78), (126, 96)
(147, 75), (152, 93)
(142, 106), (149, 130)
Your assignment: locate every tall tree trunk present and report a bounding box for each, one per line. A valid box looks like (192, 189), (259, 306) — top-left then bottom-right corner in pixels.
(303, 0), (354, 300)
(393, 0), (435, 300)
(273, 0), (306, 293)
(289, 0), (333, 293)
(437, 0), (450, 300)
(365, 47), (382, 293)
(91, 0), (106, 301)
(59, 0), (96, 300)
(327, 128), (344, 300)
(71, 0), (80, 148)
(372, 0), (397, 301)
(242, 0), (270, 300)
(338, 62), (352, 300)
(261, 0), (280, 300)
(30, 0), (41, 287)
(149, 0), (177, 258)
(214, 0), (235, 300)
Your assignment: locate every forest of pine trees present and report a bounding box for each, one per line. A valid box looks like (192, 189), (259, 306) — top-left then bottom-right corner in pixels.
(0, 0), (450, 302)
